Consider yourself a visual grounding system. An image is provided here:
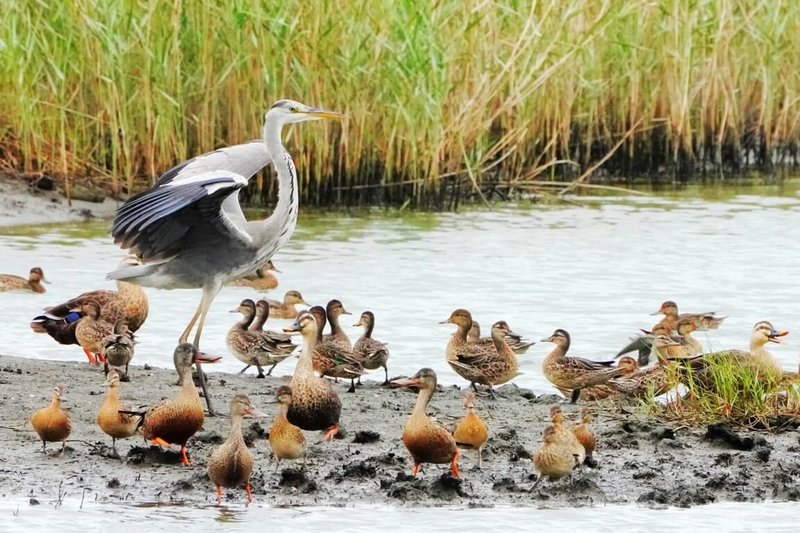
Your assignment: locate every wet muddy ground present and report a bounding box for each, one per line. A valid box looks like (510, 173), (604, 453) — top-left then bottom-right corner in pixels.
(1, 354), (799, 509)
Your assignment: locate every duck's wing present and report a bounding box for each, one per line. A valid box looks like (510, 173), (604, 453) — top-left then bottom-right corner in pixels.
(43, 290), (116, 318)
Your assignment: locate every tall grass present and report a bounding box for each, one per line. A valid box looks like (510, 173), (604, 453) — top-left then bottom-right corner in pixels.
(2, 0), (800, 207)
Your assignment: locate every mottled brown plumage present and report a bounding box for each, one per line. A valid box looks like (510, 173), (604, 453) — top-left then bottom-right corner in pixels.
(0, 267), (47, 293)
(268, 386), (308, 470)
(468, 320), (535, 355)
(96, 371), (139, 451)
(74, 301), (113, 366)
(309, 306), (364, 392)
(391, 368), (460, 478)
(227, 260), (279, 291)
(207, 394), (266, 503)
(651, 300), (725, 333)
(452, 392), (489, 467)
(227, 299), (293, 378)
(322, 299), (352, 349)
(532, 425), (581, 487)
(285, 312), (342, 440)
(31, 384), (71, 453)
(578, 356), (640, 401)
(266, 290), (309, 319)
(102, 321), (135, 380)
(572, 408), (596, 460)
(353, 311), (390, 385)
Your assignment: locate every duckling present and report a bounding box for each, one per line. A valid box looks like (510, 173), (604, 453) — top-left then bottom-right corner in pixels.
(228, 260), (280, 291)
(468, 320), (535, 355)
(268, 385), (308, 470)
(452, 392), (489, 468)
(73, 300), (113, 366)
(572, 408), (596, 464)
(322, 299), (352, 349)
(207, 394), (266, 504)
(0, 267), (48, 293)
(309, 306), (364, 393)
(227, 299), (292, 378)
(102, 321), (135, 381)
(353, 311), (390, 385)
(651, 300), (725, 332)
(391, 368), (460, 478)
(549, 406), (586, 464)
(38, 257), (149, 333)
(283, 312), (342, 441)
(532, 425), (582, 488)
(442, 309), (519, 397)
(267, 290), (309, 320)
(96, 370), (140, 452)
(540, 329), (625, 402)
(31, 384), (70, 453)
(136, 343), (221, 465)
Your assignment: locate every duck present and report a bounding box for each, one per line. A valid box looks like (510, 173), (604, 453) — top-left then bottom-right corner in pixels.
(540, 329), (625, 402)
(29, 311), (82, 346)
(322, 299), (352, 349)
(616, 320), (699, 366)
(452, 392), (489, 468)
(134, 343), (221, 465)
(308, 306), (364, 393)
(227, 260), (280, 291)
(442, 309), (519, 396)
(353, 311), (390, 385)
(651, 300), (725, 333)
(391, 368), (460, 478)
(207, 394), (266, 504)
(607, 356), (674, 398)
(0, 267), (48, 293)
(266, 290), (309, 319)
(102, 321), (135, 381)
(34, 257), (149, 340)
(572, 408), (596, 464)
(532, 425), (582, 488)
(577, 357), (641, 401)
(250, 299), (299, 349)
(549, 406), (586, 464)
(468, 320), (535, 355)
(283, 311), (342, 440)
(669, 318), (704, 357)
(227, 299), (293, 378)
(73, 301), (114, 365)
(678, 321), (788, 390)
(268, 385), (308, 470)
(31, 384), (71, 453)
(96, 370), (140, 452)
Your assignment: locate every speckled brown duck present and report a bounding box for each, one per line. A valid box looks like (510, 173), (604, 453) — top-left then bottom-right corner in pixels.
(452, 392), (489, 467)
(135, 343), (220, 465)
(353, 311), (390, 385)
(228, 260), (280, 291)
(207, 394), (266, 504)
(651, 300), (726, 333)
(250, 299), (299, 355)
(0, 267), (48, 293)
(227, 299), (294, 378)
(578, 356), (640, 401)
(321, 299), (352, 349)
(96, 370), (140, 452)
(607, 353), (674, 398)
(267, 290), (309, 320)
(102, 321), (135, 380)
(268, 385), (308, 470)
(391, 368), (460, 478)
(468, 320), (535, 355)
(308, 306), (364, 393)
(73, 300), (114, 366)
(532, 425), (581, 488)
(283, 311), (342, 441)
(31, 384), (71, 453)
(572, 408), (596, 463)
(540, 329), (625, 402)
(442, 309), (519, 397)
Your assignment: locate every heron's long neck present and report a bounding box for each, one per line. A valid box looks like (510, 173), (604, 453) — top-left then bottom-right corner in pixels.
(262, 120), (299, 249)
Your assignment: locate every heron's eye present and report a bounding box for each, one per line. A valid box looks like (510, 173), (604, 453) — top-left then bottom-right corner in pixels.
(290, 106), (298, 112)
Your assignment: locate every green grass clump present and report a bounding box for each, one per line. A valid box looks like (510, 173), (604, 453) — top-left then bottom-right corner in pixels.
(2, 1), (800, 206)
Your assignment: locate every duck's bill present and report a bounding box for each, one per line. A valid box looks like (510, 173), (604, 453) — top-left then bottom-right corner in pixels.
(506, 329), (521, 338)
(438, 319), (453, 325)
(341, 308), (352, 316)
(304, 108), (345, 121)
(43, 278), (51, 285)
(195, 353), (222, 364)
(769, 330), (789, 343)
(389, 377), (420, 389)
(283, 323), (301, 334)
(649, 310), (663, 316)
(245, 407), (269, 419)
(539, 336), (553, 343)
(229, 308), (240, 313)
(352, 320), (364, 327)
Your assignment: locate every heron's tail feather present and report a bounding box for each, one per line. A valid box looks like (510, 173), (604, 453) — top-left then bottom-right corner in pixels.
(106, 262), (160, 281)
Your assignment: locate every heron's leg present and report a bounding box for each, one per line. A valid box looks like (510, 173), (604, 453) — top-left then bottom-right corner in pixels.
(179, 297), (205, 345)
(192, 281), (222, 416)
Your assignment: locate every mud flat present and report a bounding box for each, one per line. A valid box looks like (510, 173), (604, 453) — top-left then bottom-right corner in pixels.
(1, 354), (799, 509)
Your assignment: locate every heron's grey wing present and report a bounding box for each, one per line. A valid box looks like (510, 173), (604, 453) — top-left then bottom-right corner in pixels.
(156, 141), (270, 186)
(112, 171), (252, 261)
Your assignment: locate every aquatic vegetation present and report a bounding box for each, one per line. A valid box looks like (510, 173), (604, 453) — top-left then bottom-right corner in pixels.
(3, 1), (800, 207)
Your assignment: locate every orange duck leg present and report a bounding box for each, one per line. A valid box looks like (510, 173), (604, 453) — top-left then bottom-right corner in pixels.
(322, 425), (339, 442)
(83, 348), (97, 365)
(450, 449), (460, 478)
(180, 445), (191, 466)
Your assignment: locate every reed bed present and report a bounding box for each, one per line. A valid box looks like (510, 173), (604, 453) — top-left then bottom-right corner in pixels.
(2, 0), (800, 207)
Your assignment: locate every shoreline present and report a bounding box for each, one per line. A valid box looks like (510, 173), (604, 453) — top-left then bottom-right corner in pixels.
(1, 354), (798, 509)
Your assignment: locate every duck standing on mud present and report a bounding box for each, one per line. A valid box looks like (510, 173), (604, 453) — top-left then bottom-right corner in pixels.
(452, 392), (489, 467)
(268, 385), (308, 470)
(391, 368), (460, 478)
(96, 370), (140, 453)
(31, 384), (71, 454)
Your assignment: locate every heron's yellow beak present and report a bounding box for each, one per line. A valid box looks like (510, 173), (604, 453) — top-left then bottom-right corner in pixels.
(304, 108), (345, 121)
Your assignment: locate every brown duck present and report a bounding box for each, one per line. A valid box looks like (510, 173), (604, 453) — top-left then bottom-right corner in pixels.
(452, 392), (489, 467)
(283, 311), (342, 440)
(308, 306), (364, 393)
(73, 300), (114, 365)
(353, 311), (391, 385)
(250, 300), (299, 355)
(227, 299), (293, 378)
(31, 384), (71, 453)
(532, 425), (581, 488)
(228, 260), (280, 291)
(0, 267), (48, 293)
(268, 385), (308, 470)
(651, 300), (726, 332)
(267, 290), (309, 319)
(572, 408), (596, 463)
(135, 343), (220, 465)
(102, 321), (135, 380)
(207, 394), (266, 504)
(578, 357), (641, 401)
(96, 370), (140, 452)
(322, 299), (352, 349)
(468, 320), (535, 355)
(391, 368), (460, 478)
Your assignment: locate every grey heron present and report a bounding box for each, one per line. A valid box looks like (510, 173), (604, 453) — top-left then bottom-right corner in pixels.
(109, 99), (343, 413)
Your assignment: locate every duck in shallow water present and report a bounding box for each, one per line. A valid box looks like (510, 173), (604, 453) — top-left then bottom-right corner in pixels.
(227, 260), (280, 291)
(266, 290), (309, 320)
(391, 368), (460, 478)
(268, 385), (308, 470)
(207, 394), (266, 504)
(31, 384), (71, 454)
(0, 267), (48, 293)
(651, 300), (726, 333)
(352, 311), (391, 385)
(283, 311), (342, 441)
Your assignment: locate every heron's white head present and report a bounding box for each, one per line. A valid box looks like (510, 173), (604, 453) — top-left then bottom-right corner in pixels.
(265, 99), (344, 126)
